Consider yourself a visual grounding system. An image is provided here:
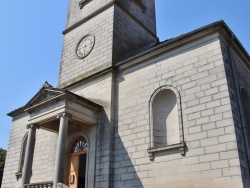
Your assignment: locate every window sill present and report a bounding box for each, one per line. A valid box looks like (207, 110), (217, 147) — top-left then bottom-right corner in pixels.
(148, 142), (185, 160)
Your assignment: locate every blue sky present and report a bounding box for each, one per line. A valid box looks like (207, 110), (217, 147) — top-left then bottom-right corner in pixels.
(0, 0), (249, 149)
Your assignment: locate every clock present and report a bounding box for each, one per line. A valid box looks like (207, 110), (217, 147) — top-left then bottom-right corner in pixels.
(76, 34), (95, 59)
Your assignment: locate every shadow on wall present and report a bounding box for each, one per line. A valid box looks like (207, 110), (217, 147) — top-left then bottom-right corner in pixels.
(113, 133), (144, 187)
(112, 76), (143, 188)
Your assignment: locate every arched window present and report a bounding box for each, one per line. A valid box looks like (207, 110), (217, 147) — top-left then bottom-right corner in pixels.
(148, 86), (184, 160)
(152, 89), (179, 147)
(16, 133), (28, 180)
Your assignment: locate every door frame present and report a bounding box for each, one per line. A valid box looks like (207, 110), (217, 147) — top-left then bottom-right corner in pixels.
(66, 131), (90, 188)
(68, 151), (87, 188)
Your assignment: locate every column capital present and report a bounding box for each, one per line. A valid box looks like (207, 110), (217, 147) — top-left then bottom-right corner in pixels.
(57, 112), (72, 119)
(26, 124), (39, 129)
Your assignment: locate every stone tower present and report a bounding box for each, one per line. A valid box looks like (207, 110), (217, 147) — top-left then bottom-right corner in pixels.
(58, 0), (157, 88)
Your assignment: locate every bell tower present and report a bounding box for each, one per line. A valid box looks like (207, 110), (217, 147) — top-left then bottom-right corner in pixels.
(58, 0), (157, 88)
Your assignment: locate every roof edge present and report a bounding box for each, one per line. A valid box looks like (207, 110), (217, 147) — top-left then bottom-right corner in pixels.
(115, 20), (250, 69)
(7, 83), (103, 118)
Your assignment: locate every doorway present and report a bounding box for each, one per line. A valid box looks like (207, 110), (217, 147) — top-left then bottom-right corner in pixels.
(69, 136), (88, 188)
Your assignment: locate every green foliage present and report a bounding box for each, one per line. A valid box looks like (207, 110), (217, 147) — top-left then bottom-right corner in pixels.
(0, 148), (7, 186)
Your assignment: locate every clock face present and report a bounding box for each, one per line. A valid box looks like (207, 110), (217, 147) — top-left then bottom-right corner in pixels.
(76, 34), (95, 59)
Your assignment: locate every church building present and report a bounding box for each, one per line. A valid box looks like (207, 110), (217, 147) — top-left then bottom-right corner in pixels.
(2, 0), (250, 187)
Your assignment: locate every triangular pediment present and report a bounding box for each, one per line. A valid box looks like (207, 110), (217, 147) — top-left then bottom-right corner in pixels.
(24, 82), (66, 112)
(8, 81), (103, 117)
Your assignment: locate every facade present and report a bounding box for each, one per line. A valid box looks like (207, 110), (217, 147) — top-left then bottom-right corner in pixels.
(2, 0), (250, 188)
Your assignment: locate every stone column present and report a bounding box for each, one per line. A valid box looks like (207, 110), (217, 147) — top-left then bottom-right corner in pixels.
(21, 124), (39, 188)
(53, 113), (71, 188)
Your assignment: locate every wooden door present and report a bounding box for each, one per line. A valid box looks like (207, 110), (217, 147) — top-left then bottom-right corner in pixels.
(69, 155), (79, 188)
(68, 151), (87, 188)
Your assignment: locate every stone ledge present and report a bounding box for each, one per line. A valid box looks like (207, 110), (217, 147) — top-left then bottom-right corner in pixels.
(79, 0), (92, 9)
(24, 181), (53, 188)
(148, 142), (185, 160)
(130, 0), (146, 13)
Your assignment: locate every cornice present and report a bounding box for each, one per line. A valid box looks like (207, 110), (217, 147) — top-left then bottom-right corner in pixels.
(63, 0), (157, 39)
(115, 21), (250, 71)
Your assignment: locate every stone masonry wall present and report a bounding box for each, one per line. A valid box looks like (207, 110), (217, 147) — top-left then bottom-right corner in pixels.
(59, 0), (157, 88)
(1, 113), (57, 188)
(114, 34), (243, 187)
(233, 52), (250, 188)
(116, 0), (156, 34)
(66, 0), (114, 29)
(113, 6), (157, 63)
(220, 39), (250, 188)
(1, 113), (29, 188)
(58, 7), (114, 88)
(66, 0), (156, 35)
(31, 130), (57, 183)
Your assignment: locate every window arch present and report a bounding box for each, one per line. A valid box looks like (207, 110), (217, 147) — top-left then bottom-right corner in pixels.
(152, 89), (179, 147)
(71, 136), (88, 153)
(16, 133), (28, 180)
(148, 86), (184, 159)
